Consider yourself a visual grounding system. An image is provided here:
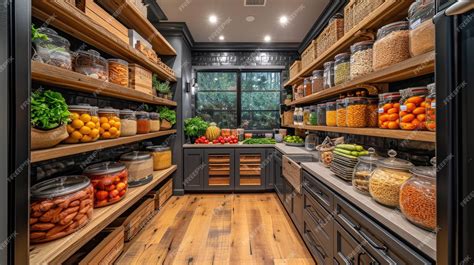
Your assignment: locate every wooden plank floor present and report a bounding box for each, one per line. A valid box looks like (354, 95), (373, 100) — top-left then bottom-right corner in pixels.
(116, 194), (315, 265)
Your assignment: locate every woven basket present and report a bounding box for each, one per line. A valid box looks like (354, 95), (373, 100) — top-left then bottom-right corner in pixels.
(31, 125), (69, 150)
(344, 1), (356, 33)
(289, 60), (301, 80)
(301, 40), (317, 69)
(316, 18), (345, 57)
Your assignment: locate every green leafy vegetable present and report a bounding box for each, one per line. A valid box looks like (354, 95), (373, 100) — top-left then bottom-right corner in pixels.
(184, 117), (209, 138)
(31, 89), (70, 130)
(158, 107), (176, 125)
(242, 138), (276, 145)
(31, 24), (48, 42)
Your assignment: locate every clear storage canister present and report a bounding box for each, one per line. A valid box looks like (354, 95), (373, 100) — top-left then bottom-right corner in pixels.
(350, 40), (374, 79)
(99, 107), (121, 139)
(378, 92), (401, 129)
(323, 61), (335, 89)
(317, 103), (326, 126)
(136, 111), (151, 134)
(352, 148), (380, 195)
(334, 53), (351, 85)
(146, 145), (172, 170)
(119, 109), (137, 136)
(373, 21), (410, 70)
(346, 97), (368, 128)
(149, 112), (161, 132)
(367, 97), (379, 128)
(74, 49), (108, 81)
(108, 59), (129, 86)
(311, 70), (324, 94)
(65, 104), (100, 143)
(83, 162), (128, 207)
(409, 0), (435, 57)
(33, 27), (72, 70)
(336, 98), (347, 127)
(309, 106), (318, 126)
(425, 83), (436, 131)
(304, 77), (312, 97)
(120, 151), (154, 187)
(326, 101), (337, 126)
(303, 107), (311, 125)
(399, 87), (428, 131)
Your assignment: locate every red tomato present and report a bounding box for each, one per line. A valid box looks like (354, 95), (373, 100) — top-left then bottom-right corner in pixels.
(96, 191), (109, 201)
(96, 199), (109, 207)
(220, 140), (225, 144)
(119, 190), (126, 197)
(106, 184), (115, 191)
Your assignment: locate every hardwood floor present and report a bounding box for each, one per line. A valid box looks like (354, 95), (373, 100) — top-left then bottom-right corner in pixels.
(116, 193), (315, 265)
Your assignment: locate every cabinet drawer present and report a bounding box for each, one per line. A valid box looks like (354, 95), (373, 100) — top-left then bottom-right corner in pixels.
(303, 171), (334, 212)
(334, 195), (433, 264)
(334, 222), (377, 265)
(303, 211), (332, 265)
(303, 190), (333, 256)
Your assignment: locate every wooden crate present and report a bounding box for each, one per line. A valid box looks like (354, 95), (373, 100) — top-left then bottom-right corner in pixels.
(158, 179), (173, 208)
(129, 63), (153, 95)
(289, 60), (301, 80)
(75, 0), (129, 44)
(110, 198), (155, 242)
(316, 17), (345, 57)
(301, 40), (317, 70)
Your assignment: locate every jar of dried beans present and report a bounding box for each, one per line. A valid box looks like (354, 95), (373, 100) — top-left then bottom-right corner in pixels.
(334, 53), (351, 85)
(350, 40), (374, 79)
(325, 101), (337, 126)
(346, 97), (368, 128)
(373, 21), (410, 71)
(378, 92), (401, 129)
(336, 98), (347, 127)
(409, 0), (435, 57)
(425, 83), (436, 131)
(108, 59), (129, 86)
(323, 61), (335, 89)
(399, 87), (428, 131)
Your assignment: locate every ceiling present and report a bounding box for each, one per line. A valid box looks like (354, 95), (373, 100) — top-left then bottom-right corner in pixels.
(156, 0), (330, 43)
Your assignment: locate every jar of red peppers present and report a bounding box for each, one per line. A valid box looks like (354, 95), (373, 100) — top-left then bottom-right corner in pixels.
(399, 87), (428, 131)
(136, 111), (151, 134)
(98, 108), (121, 139)
(378, 92), (401, 129)
(83, 162), (128, 207)
(425, 83), (436, 131)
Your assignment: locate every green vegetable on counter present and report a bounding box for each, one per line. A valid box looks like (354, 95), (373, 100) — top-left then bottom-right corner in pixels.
(184, 117), (209, 138)
(333, 150), (358, 159)
(158, 107), (176, 125)
(31, 89), (70, 130)
(243, 138), (276, 145)
(283, 135), (304, 144)
(336, 144), (364, 152)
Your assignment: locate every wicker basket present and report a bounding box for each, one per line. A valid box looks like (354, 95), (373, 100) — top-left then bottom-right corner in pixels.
(353, 0), (386, 28)
(344, 1), (356, 34)
(289, 60), (301, 80)
(301, 40), (317, 69)
(316, 18), (345, 57)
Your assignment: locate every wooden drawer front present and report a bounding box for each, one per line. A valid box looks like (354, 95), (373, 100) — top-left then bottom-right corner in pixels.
(334, 222), (377, 265)
(303, 190), (333, 253)
(282, 155), (302, 193)
(80, 227), (124, 265)
(158, 179), (173, 208)
(303, 210), (332, 265)
(334, 195), (432, 264)
(303, 171), (334, 212)
(111, 199), (155, 242)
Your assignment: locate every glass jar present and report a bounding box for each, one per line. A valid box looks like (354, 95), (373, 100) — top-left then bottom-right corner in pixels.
(317, 103), (326, 126)
(303, 77), (312, 97)
(305, 133), (317, 151)
(120, 151), (154, 187)
(350, 40), (374, 79)
(409, 0), (435, 57)
(346, 97), (368, 128)
(237, 128), (245, 141)
(318, 146), (334, 168)
(378, 92), (401, 129)
(146, 145), (173, 170)
(99, 108), (121, 139)
(309, 106), (318, 125)
(83, 162), (128, 207)
(295, 84), (304, 100)
(108, 59), (129, 86)
(373, 21), (410, 71)
(400, 157), (437, 231)
(323, 61), (335, 89)
(334, 53), (351, 85)
(30, 176), (94, 243)
(369, 150), (414, 208)
(326, 101), (337, 126)
(311, 70), (324, 94)
(367, 97), (379, 128)
(136, 111), (151, 134)
(149, 112), (161, 132)
(336, 98), (347, 127)
(352, 148), (380, 195)
(33, 28), (72, 70)
(303, 107), (311, 125)
(425, 83), (436, 131)
(119, 109), (137, 137)
(65, 104), (100, 144)
(74, 49), (108, 81)
(399, 87), (428, 131)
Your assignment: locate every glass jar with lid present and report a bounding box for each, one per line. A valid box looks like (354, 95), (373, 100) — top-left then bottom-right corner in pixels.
(74, 49), (108, 81)
(323, 61), (335, 89)
(30, 176), (94, 243)
(120, 151), (154, 187)
(119, 109), (137, 137)
(303, 107), (311, 125)
(149, 112), (161, 132)
(378, 92), (401, 129)
(108, 59), (129, 86)
(409, 0), (435, 57)
(326, 101), (337, 126)
(309, 106), (318, 125)
(33, 27), (73, 70)
(400, 157), (436, 231)
(98, 107), (121, 139)
(352, 148), (380, 195)
(146, 145), (172, 170)
(367, 97), (379, 128)
(305, 132), (317, 151)
(136, 111), (151, 134)
(317, 103), (326, 126)
(373, 21), (410, 71)
(350, 40), (374, 79)
(336, 98), (347, 127)
(303, 77), (312, 97)
(83, 162), (128, 207)
(346, 97), (368, 128)
(64, 104), (100, 144)
(399, 87), (428, 131)
(425, 83), (436, 131)
(334, 53), (351, 85)
(311, 70), (324, 94)
(369, 150), (414, 208)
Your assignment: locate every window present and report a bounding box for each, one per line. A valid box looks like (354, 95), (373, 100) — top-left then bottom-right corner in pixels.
(196, 71), (281, 130)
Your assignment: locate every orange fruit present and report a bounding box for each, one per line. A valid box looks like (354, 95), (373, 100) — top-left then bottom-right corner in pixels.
(80, 113), (91, 123)
(91, 116), (99, 123)
(101, 123), (111, 130)
(70, 112), (79, 120)
(71, 131), (83, 140)
(109, 127), (118, 135)
(102, 132), (111, 139)
(71, 119), (84, 129)
(67, 125), (75, 134)
(99, 117), (109, 124)
(86, 121), (96, 129)
(79, 126), (91, 135)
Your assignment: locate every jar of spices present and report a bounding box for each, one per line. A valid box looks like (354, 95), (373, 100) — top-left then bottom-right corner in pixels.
(326, 101), (337, 126)
(409, 0), (435, 57)
(119, 109), (137, 137)
(149, 112), (161, 132)
(346, 97), (368, 128)
(98, 108), (121, 139)
(120, 151), (154, 187)
(378, 92), (401, 129)
(399, 87), (428, 131)
(311, 70), (324, 94)
(369, 150), (414, 208)
(108, 59), (129, 86)
(65, 104), (100, 144)
(336, 98), (347, 127)
(400, 157), (436, 231)
(352, 148), (380, 195)
(74, 49), (108, 81)
(317, 103), (326, 126)
(373, 21), (410, 71)
(323, 61), (335, 89)
(303, 77), (312, 97)
(83, 162), (128, 207)
(350, 41), (374, 79)
(146, 145), (172, 170)
(367, 97), (379, 128)
(33, 28), (73, 70)
(136, 111), (151, 134)
(334, 53), (351, 85)
(425, 83), (436, 131)
(303, 107), (311, 125)
(309, 106), (318, 125)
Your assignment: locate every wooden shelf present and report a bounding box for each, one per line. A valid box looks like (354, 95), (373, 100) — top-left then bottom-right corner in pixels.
(283, 124), (435, 143)
(32, 0), (176, 82)
(29, 166), (177, 265)
(31, 130), (177, 163)
(287, 52), (435, 106)
(97, 0), (176, 56)
(285, 0), (413, 87)
(32, 61), (177, 107)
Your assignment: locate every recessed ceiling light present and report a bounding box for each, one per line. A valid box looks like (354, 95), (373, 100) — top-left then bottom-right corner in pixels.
(279, 16), (288, 25)
(209, 15), (218, 24)
(219, 35), (225, 41)
(264, 35), (271, 42)
(246, 16), (255, 22)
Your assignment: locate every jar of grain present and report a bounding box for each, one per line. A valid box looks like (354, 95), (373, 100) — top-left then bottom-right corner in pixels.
(317, 103), (326, 126)
(367, 97), (379, 128)
(350, 41), (374, 79)
(303, 77), (312, 97)
(323, 61), (335, 89)
(378, 92), (401, 129)
(400, 157), (436, 231)
(334, 53), (351, 85)
(336, 98), (347, 127)
(311, 70), (324, 94)
(146, 145), (172, 170)
(119, 109), (137, 137)
(369, 150), (414, 208)
(373, 21), (410, 70)
(303, 107), (311, 125)
(346, 97), (368, 128)
(425, 83), (436, 131)
(149, 112), (161, 132)
(399, 87), (428, 131)
(352, 148), (380, 195)
(108, 59), (129, 86)
(326, 101), (337, 126)
(409, 0), (435, 57)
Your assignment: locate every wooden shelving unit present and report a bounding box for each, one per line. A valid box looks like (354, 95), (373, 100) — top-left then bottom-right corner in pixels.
(97, 0), (176, 56)
(29, 166), (177, 265)
(31, 130), (177, 163)
(285, 0), (412, 87)
(287, 51), (435, 106)
(32, 0), (176, 82)
(283, 124), (435, 143)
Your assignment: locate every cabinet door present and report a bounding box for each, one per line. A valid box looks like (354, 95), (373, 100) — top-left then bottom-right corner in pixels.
(183, 149), (204, 191)
(334, 222), (366, 265)
(292, 191), (304, 234)
(303, 210), (333, 265)
(274, 152), (284, 201)
(234, 149), (266, 191)
(204, 149), (235, 191)
(303, 190), (333, 259)
(283, 179), (293, 213)
(265, 149), (275, 190)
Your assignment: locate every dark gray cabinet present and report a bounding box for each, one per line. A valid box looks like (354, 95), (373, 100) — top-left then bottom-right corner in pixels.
(334, 221), (377, 265)
(234, 149), (266, 191)
(274, 151), (284, 201)
(183, 149), (205, 191)
(265, 149), (275, 190)
(203, 149), (235, 191)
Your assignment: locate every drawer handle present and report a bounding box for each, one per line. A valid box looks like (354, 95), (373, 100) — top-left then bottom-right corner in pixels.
(305, 231), (327, 259)
(355, 225), (388, 252)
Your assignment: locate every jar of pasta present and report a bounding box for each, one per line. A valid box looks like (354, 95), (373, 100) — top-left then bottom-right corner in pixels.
(336, 98), (347, 127)
(65, 104), (100, 143)
(326, 101), (337, 126)
(346, 97), (368, 128)
(149, 112), (161, 132)
(399, 87), (428, 131)
(367, 97), (379, 128)
(146, 145), (172, 170)
(98, 108), (121, 139)
(119, 109), (137, 137)
(425, 83), (436, 131)
(136, 111), (151, 134)
(334, 53), (351, 85)
(378, 92), (401, 129)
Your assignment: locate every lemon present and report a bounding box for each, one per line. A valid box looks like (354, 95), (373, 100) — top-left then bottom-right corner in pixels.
(79, 126), (91, 135)
(67, 125), (75, 134)
(71, 131), (83, 140)
(99, 117), (109, 124)
(109, 127), (118, 135)
(71, 119), (84, 129)
(80, 113), (91, 123)
(101, 122), (111, 130)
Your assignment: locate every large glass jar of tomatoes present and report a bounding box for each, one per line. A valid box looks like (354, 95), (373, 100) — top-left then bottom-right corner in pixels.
(399, 87), (428, 130)
(378, 92), (401, 129)
(65, 104), (100, 143)
(83, 162), (128, 207)
(99, 108), (121, 139)
(425, 83), (436, 131)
